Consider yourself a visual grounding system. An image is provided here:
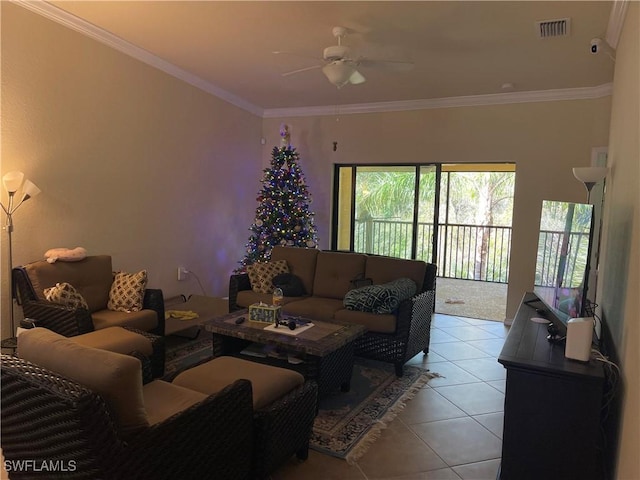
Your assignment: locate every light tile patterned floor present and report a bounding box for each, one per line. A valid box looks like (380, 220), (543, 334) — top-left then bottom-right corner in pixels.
(274, 313), (509, 480)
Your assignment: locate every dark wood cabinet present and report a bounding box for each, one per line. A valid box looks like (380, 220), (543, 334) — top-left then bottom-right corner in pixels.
(498, 292), (605, 480)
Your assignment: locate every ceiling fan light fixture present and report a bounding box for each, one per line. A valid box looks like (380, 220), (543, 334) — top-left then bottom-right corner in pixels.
(322, 62), (356, 88)
(349, 70), (366, 85)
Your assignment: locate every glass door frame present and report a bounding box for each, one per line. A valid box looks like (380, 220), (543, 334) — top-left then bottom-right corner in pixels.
(331, 163), (441, 264)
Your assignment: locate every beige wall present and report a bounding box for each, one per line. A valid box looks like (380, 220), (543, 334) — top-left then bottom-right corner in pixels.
(1, 3), (263, 339)
(1, 1), (637, 477)
(597, 3), (639, 478)
(263, 96), (611, 320)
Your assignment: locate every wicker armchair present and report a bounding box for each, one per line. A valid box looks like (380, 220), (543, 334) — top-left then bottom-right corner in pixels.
(2, 334), (254, 480)
(12, 256), (165, 337)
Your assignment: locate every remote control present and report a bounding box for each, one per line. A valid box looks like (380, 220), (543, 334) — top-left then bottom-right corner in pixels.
(235, 317), (245, 325)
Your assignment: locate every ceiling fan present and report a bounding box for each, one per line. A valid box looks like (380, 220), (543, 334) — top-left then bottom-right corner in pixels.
(276, 26), (414, 88)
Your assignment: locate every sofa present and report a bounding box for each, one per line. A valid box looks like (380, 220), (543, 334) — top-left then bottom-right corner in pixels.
(13, 255), (165, 337)
(229, 247), (437, 376)
(3, 328), (254, 480)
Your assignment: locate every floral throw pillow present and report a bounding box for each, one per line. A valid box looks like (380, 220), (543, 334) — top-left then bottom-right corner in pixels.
(44, 282), (89, 310)
(246, 260), (289, 294)
(107, 270), (148, 312)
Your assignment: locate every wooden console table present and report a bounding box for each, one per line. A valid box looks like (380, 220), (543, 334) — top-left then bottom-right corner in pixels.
(498, 292), (605, 480)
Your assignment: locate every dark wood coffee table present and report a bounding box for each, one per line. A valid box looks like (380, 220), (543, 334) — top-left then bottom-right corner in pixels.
(202, 310), (365, 395)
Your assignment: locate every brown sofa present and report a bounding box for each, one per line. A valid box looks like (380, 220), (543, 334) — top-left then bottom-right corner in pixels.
(229, 247), (437, 376)
(13, 255), (165, 337)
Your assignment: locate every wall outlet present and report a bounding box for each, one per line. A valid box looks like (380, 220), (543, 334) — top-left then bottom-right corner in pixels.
(177, 266), (189, 281)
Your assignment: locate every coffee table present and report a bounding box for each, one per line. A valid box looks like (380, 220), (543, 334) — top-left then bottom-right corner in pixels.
(202, 310), (365, 395)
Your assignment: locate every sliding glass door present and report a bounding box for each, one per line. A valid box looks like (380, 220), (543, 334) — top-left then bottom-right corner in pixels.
(333, 165), (438, 262)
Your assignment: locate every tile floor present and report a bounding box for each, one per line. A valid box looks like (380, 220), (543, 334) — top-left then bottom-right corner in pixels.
(273, 313), (510, 480)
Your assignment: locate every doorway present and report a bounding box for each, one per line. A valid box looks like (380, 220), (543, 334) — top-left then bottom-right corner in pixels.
(332, 163), (515, 321)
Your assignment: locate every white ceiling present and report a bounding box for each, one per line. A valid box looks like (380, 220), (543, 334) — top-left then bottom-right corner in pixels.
(37, 1), (616, 116)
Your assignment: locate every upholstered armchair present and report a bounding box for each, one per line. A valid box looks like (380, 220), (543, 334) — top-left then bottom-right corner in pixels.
(12, 255), (165, 337)
(1, 329), (254, 480)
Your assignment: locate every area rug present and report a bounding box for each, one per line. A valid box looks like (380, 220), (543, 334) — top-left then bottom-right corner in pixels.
(162, 333), (213, 381)
(311, 358), (439, 463)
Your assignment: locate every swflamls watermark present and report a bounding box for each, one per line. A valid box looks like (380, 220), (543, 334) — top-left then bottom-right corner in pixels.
(4, 459), (77, 473)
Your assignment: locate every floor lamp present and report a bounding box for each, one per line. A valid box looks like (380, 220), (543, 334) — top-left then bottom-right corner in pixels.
(572, 167), (609, 203)
(1, 171), (41, 342)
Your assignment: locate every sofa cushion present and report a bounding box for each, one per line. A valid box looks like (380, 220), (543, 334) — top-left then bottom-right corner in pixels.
(271, 246), (319, 296)
(173, 356), (304, 410)
(313, 251), (366, 300)
(365, 256), (427, 292)
(343, 278), (417, 314)
(334, 309), (397, 334)
(43, 282), (89, 310)
(281, 297), (345, 322)
(24, 255), (114, 312)
(108, 270), (148, 312)
(246, 260), (289, 294)
(142, 380), (208, 426)
(17, 328), (149, 438)
(91, 308), (158, 332)
(236, 290), (305, 309)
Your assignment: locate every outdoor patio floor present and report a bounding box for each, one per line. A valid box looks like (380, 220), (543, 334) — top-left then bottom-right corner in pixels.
(435, 278), (508, 323)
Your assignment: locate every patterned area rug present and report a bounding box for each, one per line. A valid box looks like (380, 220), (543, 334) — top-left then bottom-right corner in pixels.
(311, 358), (438, 463)
(163, 333), (213, 381)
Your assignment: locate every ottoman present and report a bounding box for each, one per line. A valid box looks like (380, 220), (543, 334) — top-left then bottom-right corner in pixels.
(173, 356), (318, 479)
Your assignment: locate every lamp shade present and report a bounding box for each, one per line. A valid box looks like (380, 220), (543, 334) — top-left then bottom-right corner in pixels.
(573, 167), (609, 184)
(21, 179), (41, 202)
(3, 171), (24, 193)
(322, 61), (356, 88)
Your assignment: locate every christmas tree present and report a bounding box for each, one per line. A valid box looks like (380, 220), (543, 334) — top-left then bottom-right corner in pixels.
(236, 125), (318, 271)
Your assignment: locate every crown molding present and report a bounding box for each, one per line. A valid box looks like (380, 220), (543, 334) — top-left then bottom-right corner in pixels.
(605, 0), (628, 49)
(16, 1), (613, 121)
(263, 84), (614, 118)
(13, 0), (265, 117)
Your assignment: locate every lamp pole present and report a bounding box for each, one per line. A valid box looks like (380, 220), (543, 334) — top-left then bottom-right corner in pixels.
(1, 172), (41, 344)
(3, 191), (16, 336)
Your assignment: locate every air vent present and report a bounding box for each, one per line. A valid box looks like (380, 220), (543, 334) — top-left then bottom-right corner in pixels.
(536, 18), (571, 38)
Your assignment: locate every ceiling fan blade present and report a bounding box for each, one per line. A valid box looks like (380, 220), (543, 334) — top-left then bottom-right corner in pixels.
(358, 58), (415, 72)
(281, 64), (323, 77)
(272, 50), (323, 61)
(349, 70), (366, 85)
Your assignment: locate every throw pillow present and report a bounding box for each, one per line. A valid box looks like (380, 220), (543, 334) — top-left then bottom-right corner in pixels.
(272, 272), (306, 297)
(44, 246), (87, 264)
(107, 270), (148, 312)
(246, 260), (289, 294)
(43, 282), (89, 310)
(343, 278), (417, 314)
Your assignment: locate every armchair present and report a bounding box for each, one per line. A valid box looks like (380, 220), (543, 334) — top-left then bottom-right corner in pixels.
(2, 328), (254, 480)
(12, 255), (165, 337)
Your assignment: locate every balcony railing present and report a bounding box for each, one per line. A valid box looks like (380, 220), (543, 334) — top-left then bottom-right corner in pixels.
(354, 219), (588, 286)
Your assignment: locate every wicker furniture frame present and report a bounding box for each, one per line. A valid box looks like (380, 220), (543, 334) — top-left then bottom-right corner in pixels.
(203, 312), (365, 395)
(12, 265), (166, 337)
(1, 354), (254, 480)
(229, 259), (437, 377)
(353, 286), (436, 376)
(235, 377), (317, 478)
